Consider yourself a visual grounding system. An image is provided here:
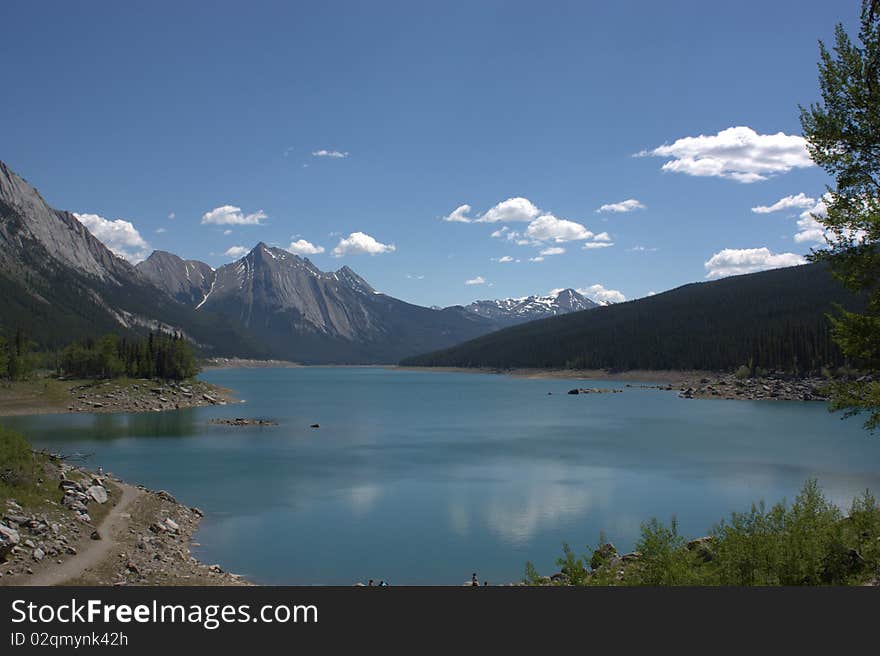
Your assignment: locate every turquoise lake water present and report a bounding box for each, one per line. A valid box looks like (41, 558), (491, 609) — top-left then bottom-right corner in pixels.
(4, 367), (880, 585)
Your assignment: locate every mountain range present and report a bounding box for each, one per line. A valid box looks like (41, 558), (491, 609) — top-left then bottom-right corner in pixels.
(0, 159), (596, 363)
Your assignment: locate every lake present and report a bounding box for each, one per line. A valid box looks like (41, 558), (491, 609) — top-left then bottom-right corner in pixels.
(4, 367), (879, 585)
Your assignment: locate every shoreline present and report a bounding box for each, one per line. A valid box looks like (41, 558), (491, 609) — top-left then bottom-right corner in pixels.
(395, 366), (831, 402)
(0, 459), (248, 586)
(0, 377), (238, 417)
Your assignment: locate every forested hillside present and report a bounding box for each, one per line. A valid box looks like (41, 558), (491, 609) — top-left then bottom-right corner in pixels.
(401, 263), (864, 373)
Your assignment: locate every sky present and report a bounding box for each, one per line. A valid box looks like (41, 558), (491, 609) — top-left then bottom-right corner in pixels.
(0, 0), (861, 307)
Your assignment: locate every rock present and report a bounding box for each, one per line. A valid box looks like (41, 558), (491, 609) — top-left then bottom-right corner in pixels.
(32, 548), (45, 561)
(191, 507), (204, 518)
(567, 388), (580, 395)
(155, 490), (177, 504)
(590, 542), (618, 569)
(164, 518), (180, 533)
(87, 486), (108, 504)
(686, 536), (715, 562)
(310, 423), (320, 428)
(90, 530), (102, 541)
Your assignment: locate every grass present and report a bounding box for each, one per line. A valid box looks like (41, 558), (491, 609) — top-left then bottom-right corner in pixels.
(527, 480), (880, 586)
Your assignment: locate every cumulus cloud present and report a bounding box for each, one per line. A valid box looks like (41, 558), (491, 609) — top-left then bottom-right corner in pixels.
(751, 193), (816, 214)
(539, 246), (565, 256)
(640, 126), (813, 183)
(312, 149), (349, 158)
(443, 204), (474, 223)
(201, 205), (267, 226)
(794, 197), (829, 244)
(287, 239), (325, 255)
(465, 276), (486, 285)
(224, 245), (250, 259)
(526, 214), (593, 242)
(704, 247), (805, 278)
(478, 197), (540, 223)
(74, 213), (150, 263)
(493, 255), (517, 263)
(578, 284), (626, 304)
(597, 198), (645, 213)
(442, 197), (540, 224)
(332, 232), (395, 257)
(582, 242), (614, 249)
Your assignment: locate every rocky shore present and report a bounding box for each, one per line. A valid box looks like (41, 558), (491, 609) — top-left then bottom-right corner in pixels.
(66, 378), (237, 414)
(0, 458), (247, 586)
(664, 373), (830, 402)
(209, 417), (278, 426)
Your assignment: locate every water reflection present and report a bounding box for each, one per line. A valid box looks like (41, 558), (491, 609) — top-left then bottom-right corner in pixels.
(6, 367), (880, 584)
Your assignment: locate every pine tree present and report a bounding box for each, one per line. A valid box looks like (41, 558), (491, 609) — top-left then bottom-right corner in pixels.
(800, 0), (880, 430)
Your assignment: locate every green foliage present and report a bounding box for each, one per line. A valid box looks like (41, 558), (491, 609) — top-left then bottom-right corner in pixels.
(402, 263), (862, 374)
(556, 543), (591, 586)
(632, 517), (704, 585)
(0, 426), (40, 494)
(60, 332), (198, 381)
(800, 1), (880, 430)
(535, 480), (880, 586)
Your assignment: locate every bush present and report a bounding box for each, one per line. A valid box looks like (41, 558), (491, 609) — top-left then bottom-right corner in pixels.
(0, 426), (39, 491)
(534, 480), (880, 586)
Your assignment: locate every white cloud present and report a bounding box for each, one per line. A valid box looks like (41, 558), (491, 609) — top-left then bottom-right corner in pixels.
(223, 229), (232, 235)
(201, 205), (267, 226)
(405, 273), (425, 280)
(167, 212), (175, 220)
(287, 239), (325, 255)
(443, 204), (474, 223)
(528, 256), (544, 262)
(629, 245), (658, 252)
(539, 246), (565, 256)
(751, 192), (816, 214)
(444, 197), (541, 224)
(597, 198), (645, 213)
(526, 214), (593, 242)
(578, 284), (626, 304)
(312, 149), (349, 159)
(465, 276), (486, 285)
(155, 227), (167, 234)
(493, 255), (516, 263)
(74, 212), (150, 263)
(794, 198), (829, 244)
(224, 245), (250, 259)
(704, 247), (805, 278)
(593, 232), (612, 242)
(478, 197), (540, 223)
(332, 232), (395, 257)
(582, 242), (614, 249)
(641, 126), (813, 183)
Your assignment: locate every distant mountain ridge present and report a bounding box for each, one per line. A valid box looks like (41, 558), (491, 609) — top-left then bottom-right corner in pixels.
(402, 262), (864, 373)
(461, 288), (598, 325)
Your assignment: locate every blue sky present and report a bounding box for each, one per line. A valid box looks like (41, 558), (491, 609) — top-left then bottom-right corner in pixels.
(0, 0), (859, 307)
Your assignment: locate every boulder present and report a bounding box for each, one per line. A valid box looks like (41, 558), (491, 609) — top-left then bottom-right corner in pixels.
(87, 486), (108, 504)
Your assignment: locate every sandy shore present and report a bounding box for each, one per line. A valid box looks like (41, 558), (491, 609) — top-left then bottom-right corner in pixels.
(201, 357), (302, 370)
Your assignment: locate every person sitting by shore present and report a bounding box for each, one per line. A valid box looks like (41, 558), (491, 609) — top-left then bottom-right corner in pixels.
(368, 579), (374, 586)
(471, 572), (479, 586)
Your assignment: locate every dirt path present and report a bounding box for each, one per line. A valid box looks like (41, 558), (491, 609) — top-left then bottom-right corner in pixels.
(25, 484), (143, 586)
